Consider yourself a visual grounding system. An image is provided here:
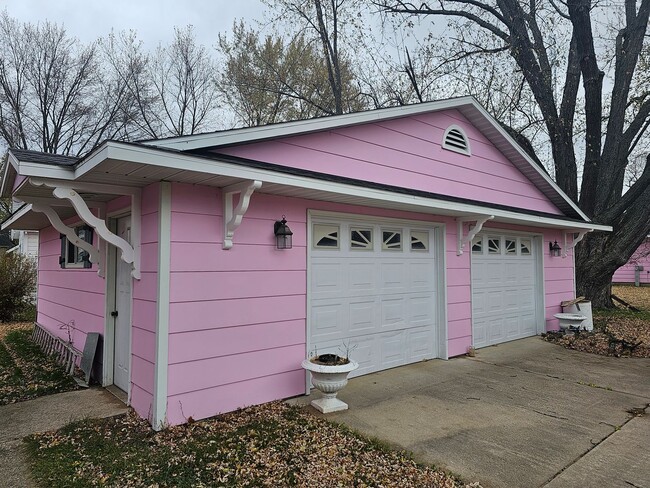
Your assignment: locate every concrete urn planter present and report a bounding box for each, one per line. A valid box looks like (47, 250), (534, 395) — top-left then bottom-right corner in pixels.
(302, 355), (359, 413)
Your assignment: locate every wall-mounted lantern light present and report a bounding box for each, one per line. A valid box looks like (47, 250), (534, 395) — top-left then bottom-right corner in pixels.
(274, 216), (293, 249)
(549, 240), (561, 257)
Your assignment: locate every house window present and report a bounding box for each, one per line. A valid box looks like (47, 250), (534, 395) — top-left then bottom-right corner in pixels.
(382, 229), (402, 251)
(313, 224), (339, 249)
(60, 226), (94, 269)
(488, 237), (501, 254)
(520, 239), (532, 255)
(442, 125), (471, 156)
(410, 230), (429, 251)
(350, 227), (373, 250)
(472, 237), (483, 254)
(505, 238), (517, 255)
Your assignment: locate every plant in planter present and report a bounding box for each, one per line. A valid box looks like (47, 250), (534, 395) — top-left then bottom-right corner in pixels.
(301, 352), (359, 413)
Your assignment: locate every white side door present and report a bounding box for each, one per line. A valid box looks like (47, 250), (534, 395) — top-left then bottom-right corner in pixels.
(113, 216), (132, 392)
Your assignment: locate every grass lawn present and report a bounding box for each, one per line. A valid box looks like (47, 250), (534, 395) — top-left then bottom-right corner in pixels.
(0, 323), (79, 405)
(543, 285), (650, 357)
(26, 402), (478, 488)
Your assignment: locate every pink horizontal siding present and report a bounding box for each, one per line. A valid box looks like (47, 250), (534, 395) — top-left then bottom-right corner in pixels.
(165, 182), (575, 425)
(129, 183), (160, 420)
(36, 225), (106, 351)
(217, 109), (562, 216)
(612, 238), (650, 284)
(34, 183), (160, 423)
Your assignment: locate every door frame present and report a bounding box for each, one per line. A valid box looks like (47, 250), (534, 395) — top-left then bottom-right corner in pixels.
(102, 213), (133, 403)
(306, 209), (448, 393)
(469, 228), (546, 348)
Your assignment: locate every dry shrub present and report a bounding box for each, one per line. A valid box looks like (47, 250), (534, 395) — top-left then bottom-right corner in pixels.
(0, 253), (37, 322)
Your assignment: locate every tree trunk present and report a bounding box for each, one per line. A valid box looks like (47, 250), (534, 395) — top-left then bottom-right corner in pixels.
(575, 234), (617, 308)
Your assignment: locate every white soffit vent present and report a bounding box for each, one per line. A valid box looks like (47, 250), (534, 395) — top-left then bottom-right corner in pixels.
(442, 125), (471, 156)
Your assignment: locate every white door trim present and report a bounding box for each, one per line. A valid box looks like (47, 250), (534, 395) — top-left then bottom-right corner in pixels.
(305, 209), (447, 393)
(102, 214), (134, 403)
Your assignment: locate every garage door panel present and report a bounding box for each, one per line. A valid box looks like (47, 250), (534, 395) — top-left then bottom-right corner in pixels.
(380, 331), (406, 368)
(409, 327), (435, 360)
(311, 262), (344, 298)
(380, 263), (408, 293)
(381, 297), (407, 329)
(472, 233), (539, 348)
(409, 294), (435, 326)
(409, 262), (436, 290)
(310, 217), (439, 377)
(311, 302), (346, 342)
(349, 299), (379, 335)
(348, 262), (377, 293)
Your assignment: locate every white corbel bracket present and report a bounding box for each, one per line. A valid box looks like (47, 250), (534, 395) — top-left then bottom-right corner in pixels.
(457, 215), (495, 255)
(562, 229), (592, 258)
(223, 180), (262, 250)
(29, 202), (102, 273)
(29, 177), (142, 280)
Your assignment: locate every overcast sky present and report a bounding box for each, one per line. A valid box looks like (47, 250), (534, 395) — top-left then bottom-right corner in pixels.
(1, 0), (266, 48)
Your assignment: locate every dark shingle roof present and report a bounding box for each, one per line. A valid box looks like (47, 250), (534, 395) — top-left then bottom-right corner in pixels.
(10, 148), (79, 166)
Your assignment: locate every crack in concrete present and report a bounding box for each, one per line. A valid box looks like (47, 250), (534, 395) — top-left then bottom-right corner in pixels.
(472, 358), (650, 401)
(532, 410), (569, 420)
(541, 405), (649, 487)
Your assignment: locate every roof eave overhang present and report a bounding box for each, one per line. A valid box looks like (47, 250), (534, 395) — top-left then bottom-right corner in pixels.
(72, 142), (609, 233)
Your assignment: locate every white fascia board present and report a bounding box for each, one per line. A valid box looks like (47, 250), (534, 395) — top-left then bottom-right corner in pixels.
(141, 97), (477, 151)
(0, 151), (21, 198)
(1, 204), (32, 231)
(79, 142), (611, 233)
(468, 103), (591, 223)
(18, 162), (74, 180)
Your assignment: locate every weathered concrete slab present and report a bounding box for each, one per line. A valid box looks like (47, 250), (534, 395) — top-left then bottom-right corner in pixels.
(295, 338), (650, 488)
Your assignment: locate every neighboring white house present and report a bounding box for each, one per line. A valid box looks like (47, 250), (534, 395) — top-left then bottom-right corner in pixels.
(9, 229), (39, 258)
(7, 202), (39, 259)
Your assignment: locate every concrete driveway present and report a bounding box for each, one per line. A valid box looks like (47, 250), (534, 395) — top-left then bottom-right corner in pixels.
(300, 338), (650, 488)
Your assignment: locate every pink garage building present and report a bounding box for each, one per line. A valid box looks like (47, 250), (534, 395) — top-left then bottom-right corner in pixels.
(612, 237), (650, 285)
(1, 98), (610, 429)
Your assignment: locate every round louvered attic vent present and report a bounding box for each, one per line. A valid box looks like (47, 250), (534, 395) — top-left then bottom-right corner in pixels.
(442, 125), (471, 156)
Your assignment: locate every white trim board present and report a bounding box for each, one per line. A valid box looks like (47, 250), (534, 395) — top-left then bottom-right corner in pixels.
(152, 181), (171, 431)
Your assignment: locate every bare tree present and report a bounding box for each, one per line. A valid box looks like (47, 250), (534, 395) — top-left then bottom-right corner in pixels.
(262, 0), (365, 115)
(377, 0), (650, 307)
(103, 26), (220, 139)
(0, 12), (136, 156)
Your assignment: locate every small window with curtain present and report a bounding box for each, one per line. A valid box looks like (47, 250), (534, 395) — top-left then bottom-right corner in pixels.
(60, 225), (94, 269)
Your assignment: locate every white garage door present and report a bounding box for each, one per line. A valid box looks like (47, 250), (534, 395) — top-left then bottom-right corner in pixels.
(471, 234), (539, 348)
(309, 216), (440, 378)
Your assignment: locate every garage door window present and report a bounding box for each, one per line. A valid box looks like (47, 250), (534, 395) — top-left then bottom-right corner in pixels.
(505, 238), (517, 255)
(410, 230), (429, 251)
(382, 229), (402, 251)
(350, 227), (373, 250)
(488, 237), (501, 254)
(313, 224), (339, 249)
(520, 239), (531, 255)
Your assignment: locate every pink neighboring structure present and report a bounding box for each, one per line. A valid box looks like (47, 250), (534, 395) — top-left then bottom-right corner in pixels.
(612, 237), (650, 285)
(1, 98), (608, 428)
